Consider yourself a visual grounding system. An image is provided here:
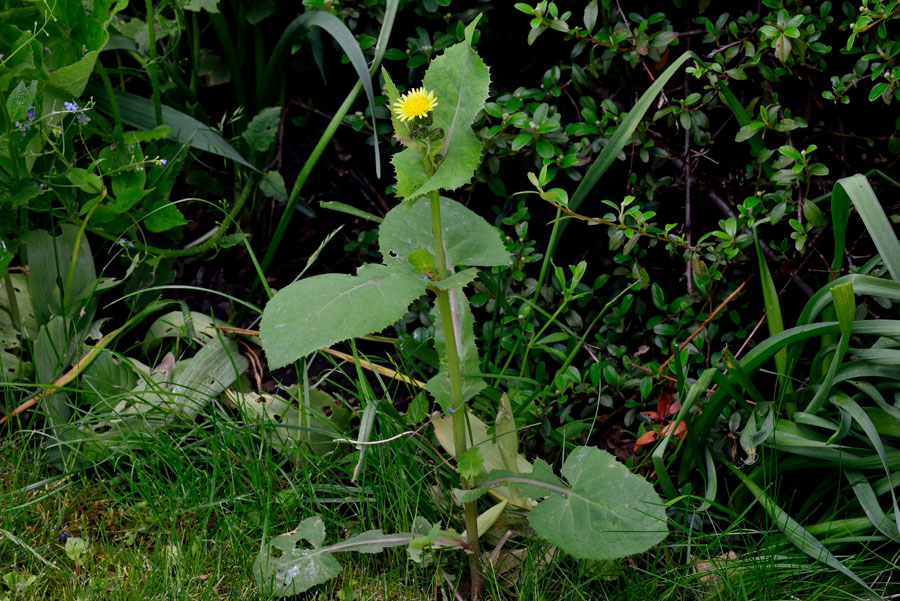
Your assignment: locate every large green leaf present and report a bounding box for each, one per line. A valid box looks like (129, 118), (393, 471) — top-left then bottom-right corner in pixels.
(261, 264), (427, 369)
(26, 225), (98, 326)
(379, 196), (509, 269)
(458, 446), (668, 560)
(392, 20), (490, 199)
(48, 50), (98, 97)
(254, 516), (413, 596)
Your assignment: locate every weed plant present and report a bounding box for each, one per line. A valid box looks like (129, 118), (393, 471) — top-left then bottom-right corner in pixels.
(3, 0), (900, 599)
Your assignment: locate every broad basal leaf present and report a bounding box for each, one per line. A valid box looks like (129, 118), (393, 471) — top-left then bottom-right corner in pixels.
(261, 264), (427, 369)
(379, 196), (510, 269)
(457, 446), (668, 560)
(254, 515), (413, 596)
(393, 31), (490, 199)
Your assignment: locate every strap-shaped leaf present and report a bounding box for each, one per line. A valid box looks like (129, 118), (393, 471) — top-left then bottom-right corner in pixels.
(834, 174), (900, 281)
(88, 86), (255, 169)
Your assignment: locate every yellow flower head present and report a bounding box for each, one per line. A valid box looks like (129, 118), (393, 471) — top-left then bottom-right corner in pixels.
(392, 87), (438, 122)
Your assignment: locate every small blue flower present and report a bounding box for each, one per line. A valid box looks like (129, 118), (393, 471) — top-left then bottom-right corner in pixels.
(448, 407), (455, 414)
(14, 121), (20, 128)
(160, 158), (167, 165)
(26, 106), (36, 120)
(64, 100), (79, 112)
(76, 113), (90, 124)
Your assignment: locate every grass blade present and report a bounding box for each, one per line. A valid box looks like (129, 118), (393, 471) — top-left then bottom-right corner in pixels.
(261, 10), (381, 177)
(834, 174), (900, 281)
(725, 460), (883, 601)
(536, 51), (700, 294)
(88, 85), (255, 170)
(259, 0), (399, 273)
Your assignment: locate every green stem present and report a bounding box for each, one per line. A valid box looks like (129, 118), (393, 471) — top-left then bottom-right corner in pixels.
(428, 191), (482, 598)
(91, 179), (253, 258)
(144, 0), (163, 126)
(190, 11), (200, 97)
(258, 0), (399, 274)
(259, 81), (359, 273)
(533, 209), (562, 304)
(0, 88), (23, 182)
(94, 61), (124, 143)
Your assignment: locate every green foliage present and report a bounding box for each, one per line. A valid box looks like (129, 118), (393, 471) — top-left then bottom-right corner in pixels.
(261, 267), (427, 369)
(458, 446), (668, 560)
(253, 516), (415, 596)
(391, 20), (490, 200)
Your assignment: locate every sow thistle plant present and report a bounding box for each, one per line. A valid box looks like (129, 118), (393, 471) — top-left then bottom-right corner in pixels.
(256, 17), (667, 599)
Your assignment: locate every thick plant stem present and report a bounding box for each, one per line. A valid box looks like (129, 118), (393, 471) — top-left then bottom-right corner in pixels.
(429, 192), (483, 598)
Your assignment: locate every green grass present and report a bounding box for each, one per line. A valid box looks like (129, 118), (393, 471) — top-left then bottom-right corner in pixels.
(3, 408), (893, 601)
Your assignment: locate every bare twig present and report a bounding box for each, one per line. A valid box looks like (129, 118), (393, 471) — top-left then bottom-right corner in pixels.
(657, 275), (752, 374)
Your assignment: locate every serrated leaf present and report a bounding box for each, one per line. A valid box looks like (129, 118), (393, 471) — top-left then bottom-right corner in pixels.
(379, 196), (509, 268)
(144, 198), (188, 233)
(261, 264), (427, 369)
(66, 168), (104, 195)
(393, 34), (490, 199)
(260, 170), (288, 202)
(48, 51), (99, 97)
(458, 447), (483, 480)
(429, 268), (478, 290)
(181, 0), (219, 12)
(254, 516), (413, 596)
(243, 106), (282, 152)
(382, 68), (411, 143)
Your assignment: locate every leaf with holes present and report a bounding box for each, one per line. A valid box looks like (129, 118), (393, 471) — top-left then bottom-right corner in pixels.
(254, 515), (414, 596)
(379, 196), (509, 269)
